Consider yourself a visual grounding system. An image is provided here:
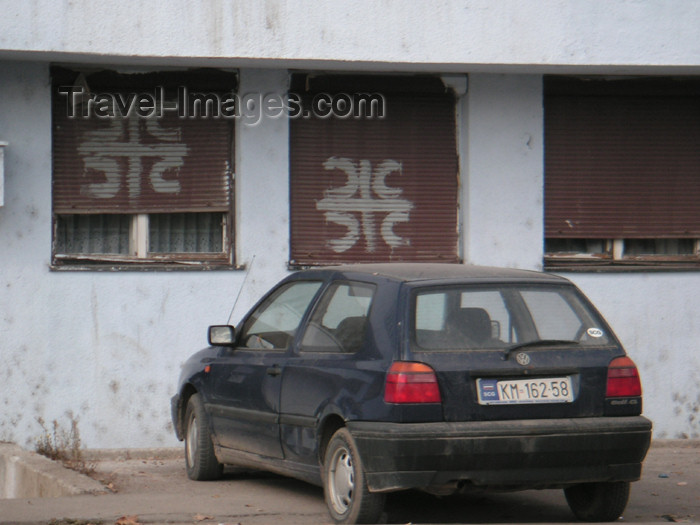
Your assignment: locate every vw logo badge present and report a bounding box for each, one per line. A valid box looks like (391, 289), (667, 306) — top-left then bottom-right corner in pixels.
(515, 352), (531, 366)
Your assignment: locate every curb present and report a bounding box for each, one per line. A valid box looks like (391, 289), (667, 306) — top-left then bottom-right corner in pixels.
(0, 442), (105, 498)
(83, 447), (182, 461)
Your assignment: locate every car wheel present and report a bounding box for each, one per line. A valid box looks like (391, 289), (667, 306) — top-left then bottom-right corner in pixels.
(184, 393), (223, 481)
(323, 428), (385, 524)
(564, 481), (630, 522)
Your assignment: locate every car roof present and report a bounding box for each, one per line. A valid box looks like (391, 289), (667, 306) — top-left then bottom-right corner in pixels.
(316, 263), (568, 285)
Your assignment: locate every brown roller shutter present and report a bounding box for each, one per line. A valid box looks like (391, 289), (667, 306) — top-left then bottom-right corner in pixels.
(290, 75), (459, 266)
(52, 68), (234, 215)
(545, 77), (700, 239)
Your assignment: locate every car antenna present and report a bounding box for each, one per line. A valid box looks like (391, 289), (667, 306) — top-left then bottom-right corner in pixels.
(226, 255), (255, 326)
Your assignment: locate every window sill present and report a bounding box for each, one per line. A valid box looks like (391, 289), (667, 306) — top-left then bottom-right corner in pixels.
(51, 254), (240, 272)
(51, 263), (242, 272)
(544, 257), (700, 273)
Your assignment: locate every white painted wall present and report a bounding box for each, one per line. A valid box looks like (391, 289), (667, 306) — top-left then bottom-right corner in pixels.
(463, 74), (544, 270)
(463, 73), (700, 438)
(233, 69), (294, 313)
(567, 273), (700, 439)
(0, 64), (292, 448)
(0, 1), (699, 74)
(0, 59), (697, 449)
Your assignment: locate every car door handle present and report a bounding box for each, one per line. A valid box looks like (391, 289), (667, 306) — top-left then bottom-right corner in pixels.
(266, 365), (282, 377)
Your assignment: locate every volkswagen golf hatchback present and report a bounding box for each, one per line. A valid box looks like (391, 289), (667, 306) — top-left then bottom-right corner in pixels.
(171, 263), (652, 524)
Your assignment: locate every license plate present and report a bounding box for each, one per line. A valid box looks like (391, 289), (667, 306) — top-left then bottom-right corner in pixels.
(477, 377), (574, 405)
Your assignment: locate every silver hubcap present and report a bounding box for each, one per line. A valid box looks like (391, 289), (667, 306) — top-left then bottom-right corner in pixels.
(186, 415), (198, 467)
(329, 446), (355, 514)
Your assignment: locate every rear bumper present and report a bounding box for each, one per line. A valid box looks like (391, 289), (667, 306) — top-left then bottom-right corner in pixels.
(347, 416), (652, 493)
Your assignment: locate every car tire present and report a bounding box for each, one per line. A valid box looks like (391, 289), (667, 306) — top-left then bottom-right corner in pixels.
(184, 393), (223, 481)
(564, 481), (630, 522)
(323, 428), (385, 524)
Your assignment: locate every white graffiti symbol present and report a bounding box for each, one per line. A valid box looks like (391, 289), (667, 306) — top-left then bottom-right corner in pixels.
(78, 115), (188, 201)
(317, 157), (414, 253)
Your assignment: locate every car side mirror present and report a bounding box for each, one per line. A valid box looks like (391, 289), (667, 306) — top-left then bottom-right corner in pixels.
(208, 325), (236, 347)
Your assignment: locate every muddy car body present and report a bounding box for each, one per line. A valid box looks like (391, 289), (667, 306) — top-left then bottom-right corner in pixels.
(172, 263), (652, 523)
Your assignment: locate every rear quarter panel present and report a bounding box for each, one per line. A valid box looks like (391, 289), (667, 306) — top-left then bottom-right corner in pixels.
(278, 277), (441, 464)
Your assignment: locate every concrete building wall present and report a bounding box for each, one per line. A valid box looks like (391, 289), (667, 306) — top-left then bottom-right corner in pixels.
(0, 1), (699, 74)
(463, 73), (700, 438)
(569, 273), (700, 439)
(463, 74), (544, 270)
(0, 64), (292, 448)
(0, 0), (698, 448)
(2, 62), (698, 448)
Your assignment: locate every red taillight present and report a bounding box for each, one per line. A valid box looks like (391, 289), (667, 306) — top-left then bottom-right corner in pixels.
(606, 356), (642, 397)
(384, 362), (441, 404)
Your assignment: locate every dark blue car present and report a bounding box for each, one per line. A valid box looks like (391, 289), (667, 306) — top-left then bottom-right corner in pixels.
(171, 263), (652, 524)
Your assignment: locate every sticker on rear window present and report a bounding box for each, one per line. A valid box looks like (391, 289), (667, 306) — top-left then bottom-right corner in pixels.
(587, 328), (604, 338)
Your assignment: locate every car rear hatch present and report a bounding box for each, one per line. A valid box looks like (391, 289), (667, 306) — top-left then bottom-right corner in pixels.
(405, 282), (642, 422)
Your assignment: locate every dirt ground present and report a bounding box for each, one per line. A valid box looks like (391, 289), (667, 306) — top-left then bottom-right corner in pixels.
(3, 441), (698, 525)
(86, 441), (700, 524)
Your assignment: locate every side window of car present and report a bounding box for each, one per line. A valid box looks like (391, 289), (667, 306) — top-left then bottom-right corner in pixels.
(300, 281), (376, 353)
(240, 281), (322, 350)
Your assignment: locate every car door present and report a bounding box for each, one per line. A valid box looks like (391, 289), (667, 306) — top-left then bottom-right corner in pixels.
(206, 280), (323, 458)
(279, 280), (379, 464)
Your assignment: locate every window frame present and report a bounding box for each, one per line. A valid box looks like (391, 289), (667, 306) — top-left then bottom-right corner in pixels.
(52, 212), (233, 269)
(544, 75), (700, 272)
(288, 74), (460, 268)
(50, 66), (237, 271)
(545, 238), (700, 272)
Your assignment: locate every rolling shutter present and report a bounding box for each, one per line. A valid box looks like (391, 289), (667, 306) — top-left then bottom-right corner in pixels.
(545, 77), (700, 239)
(290, 75), (459, 266)
(52, 68), (235, 215)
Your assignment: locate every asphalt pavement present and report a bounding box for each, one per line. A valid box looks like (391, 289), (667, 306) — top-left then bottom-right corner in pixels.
(1, 440), (698, 525)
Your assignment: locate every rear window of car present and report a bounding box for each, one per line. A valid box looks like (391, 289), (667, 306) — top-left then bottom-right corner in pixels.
(413, 284), (613, 350)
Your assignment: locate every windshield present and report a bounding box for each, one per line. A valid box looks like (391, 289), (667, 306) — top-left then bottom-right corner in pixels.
(413, 284), (613, 350)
